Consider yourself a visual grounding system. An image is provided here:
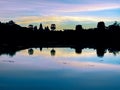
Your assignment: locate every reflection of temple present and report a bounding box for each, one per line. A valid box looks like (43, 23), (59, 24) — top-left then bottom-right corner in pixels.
(39, 47), (42, 51)
(50, 49), (56, 56)
(0, 43), (120, 57)
(75, 47), (82, 54)
(28, 48), (34, 55)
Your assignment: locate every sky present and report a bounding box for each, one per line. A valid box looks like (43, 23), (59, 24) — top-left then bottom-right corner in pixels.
(0, 0), (120, 30)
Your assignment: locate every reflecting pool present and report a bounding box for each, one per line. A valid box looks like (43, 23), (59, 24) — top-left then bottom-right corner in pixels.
(0, 48), (120, 90)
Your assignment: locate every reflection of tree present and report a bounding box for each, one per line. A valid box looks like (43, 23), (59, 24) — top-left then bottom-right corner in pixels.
(108, 48), (119, 56)
(50, 49), (56, 56)
(9, 52), (16, 57)
(28, 48), (34, 55)
(0, 48), (16, 57)
(96, 48), (106, 58)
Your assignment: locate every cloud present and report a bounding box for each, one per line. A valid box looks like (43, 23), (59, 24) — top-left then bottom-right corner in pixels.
(13, 15), (119, 30)
(16, 15), (119, 25)
(57, 3), (120, 13)
(0, 0), (120, 17)
(0, 0), (119, 29)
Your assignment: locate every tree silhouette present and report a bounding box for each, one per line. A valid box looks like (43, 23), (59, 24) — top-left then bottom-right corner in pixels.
(75, 25), (83, 31)
(34, 26), (38, 31)
(39, 23), (44, 31)
(28, 24), (34, 30)
(108, 21), (120, 31)
(45, 26), (50, 31)
(8, 20), (15, 25)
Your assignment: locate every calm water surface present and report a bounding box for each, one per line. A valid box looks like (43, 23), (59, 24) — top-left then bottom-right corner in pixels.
(0, 48), (120, 90)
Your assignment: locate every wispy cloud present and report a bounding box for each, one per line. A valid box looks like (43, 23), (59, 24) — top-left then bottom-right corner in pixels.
(0, 0), (120, 17)
(16, 15), (119, 24)
(0, 0), (120, 29)
(57, 3), (120, 13)
(14, 15), (119, 29)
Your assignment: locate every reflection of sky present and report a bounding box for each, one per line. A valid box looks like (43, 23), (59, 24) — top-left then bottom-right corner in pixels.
(1, 48), (120, 68)
(0, 0), (120, 29)
(20, 48), (120, 67)
(1, 48), (120, 90)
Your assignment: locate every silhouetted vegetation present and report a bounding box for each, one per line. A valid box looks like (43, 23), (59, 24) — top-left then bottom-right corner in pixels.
(39, 23), (44, 31)
(75, 25), (83, 31)
(0, 20), (120, 57)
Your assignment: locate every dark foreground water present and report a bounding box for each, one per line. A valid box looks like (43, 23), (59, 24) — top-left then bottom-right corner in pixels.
(0, 48), (120, 90)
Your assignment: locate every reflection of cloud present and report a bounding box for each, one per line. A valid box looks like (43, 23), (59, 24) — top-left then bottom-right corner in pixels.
(2, 60), (15, 63)
(14, 48), (120, 71)
(58, 60), (120, 70)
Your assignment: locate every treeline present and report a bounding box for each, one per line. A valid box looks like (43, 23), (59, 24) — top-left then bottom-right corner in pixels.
(0, 20), (120, 47)
(0, 20), (56, 32)
(0, 20), (120, 32)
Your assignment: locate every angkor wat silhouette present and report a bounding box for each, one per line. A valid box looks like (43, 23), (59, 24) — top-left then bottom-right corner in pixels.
(0, 20), (120, 57)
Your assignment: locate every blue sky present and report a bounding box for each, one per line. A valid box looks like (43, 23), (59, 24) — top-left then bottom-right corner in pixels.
(0, 0), (120, 29)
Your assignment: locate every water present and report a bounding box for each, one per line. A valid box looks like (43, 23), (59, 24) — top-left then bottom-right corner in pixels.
(0, 48), (120, 90)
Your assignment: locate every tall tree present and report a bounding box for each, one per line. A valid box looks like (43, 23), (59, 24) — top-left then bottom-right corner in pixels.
(34, 26), (38, 31)
(39, 23), (43, 31)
